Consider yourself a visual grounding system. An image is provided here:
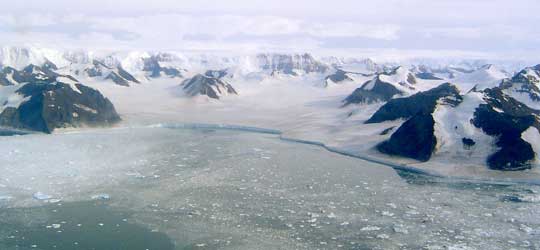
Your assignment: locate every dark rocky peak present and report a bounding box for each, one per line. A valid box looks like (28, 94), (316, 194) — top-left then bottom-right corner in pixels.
(499, 65), (540, 103)
(117, 66), (140, 84)
(343, 78), (405, 105)
(377, 113), (436, 162)
(142, 56), (161, 77)
(327, 69), (353, 82)
(42, 59), (58, 71)
(365, 83), (462, 124)
(92, 59), (111, 69)
(22, 64), (46, 75)
(142, 55), (183, 78)
(509, 65), (540, 85)
(182, 74), (237, 99)
(0, 81), (120, 133)
(82, 60), (138, 86)
(161, 67), (184, 78)
(342, 67), (421, 106)
(0, 66), (17, 75)
(204, 69), (229, 79)
(471, 87), (540, 170)
(415, 72), (443, 80)
(482, 87), (540, 116)
(375, 66), (418, 89)
(84, 60), (108, 78)
(0, 66), (21, 86)
(324, 69), (354, 87)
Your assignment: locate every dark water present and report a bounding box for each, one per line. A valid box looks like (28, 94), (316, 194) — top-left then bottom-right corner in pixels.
(0, 201), (175, 250)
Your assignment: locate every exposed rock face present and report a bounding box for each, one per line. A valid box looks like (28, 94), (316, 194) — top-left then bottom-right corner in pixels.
(0, 64), (76, 86)
(499, 64), (540, 107)
(84, 60), (140, 86)
(462, 138), (476, 149)
(0, 66), (27, 85)
(377, 113), (436, 161)
(204, 69), (229, 79)
(415, 72), (443, 80)
(472, 87), (540, 170)
(365, 83), (462, 124)
(343, 66), (419, 105)
(256, 53), (329, 75)
(142, 56), (184, 78)
(368, 80), (540, 170)
(343, 77), (405, 105)
(182, 74), (237, 99)
(366, 83), (462, 162)
(0, 72), (120, 133)
(324, 69), (354, 86)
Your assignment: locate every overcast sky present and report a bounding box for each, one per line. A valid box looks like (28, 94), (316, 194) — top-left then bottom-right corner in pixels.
(1, 0), (539, 60)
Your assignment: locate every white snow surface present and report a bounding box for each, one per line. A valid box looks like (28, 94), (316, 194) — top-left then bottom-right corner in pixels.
(431, 92), (497, 167)
(0, 84), (29, 113)
(1, 46), (539, 181)
(79, 71), (540, 181)
(523, 127), (540, 164)
(453, 65), (509, 93)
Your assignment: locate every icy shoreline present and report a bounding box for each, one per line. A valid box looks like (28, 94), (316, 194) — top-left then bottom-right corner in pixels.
(149, 122), (540, 186)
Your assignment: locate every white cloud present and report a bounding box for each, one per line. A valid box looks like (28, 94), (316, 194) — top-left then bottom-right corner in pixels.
(0, 0), (538, 60)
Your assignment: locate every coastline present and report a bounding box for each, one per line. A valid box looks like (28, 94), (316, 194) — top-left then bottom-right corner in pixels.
(147, 122), (540, 186)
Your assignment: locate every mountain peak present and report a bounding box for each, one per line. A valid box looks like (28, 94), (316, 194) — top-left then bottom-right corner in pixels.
(182, 73), (237, 99)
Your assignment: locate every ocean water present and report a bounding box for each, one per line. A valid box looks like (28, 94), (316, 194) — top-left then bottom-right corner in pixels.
(0, 127), (538, 249)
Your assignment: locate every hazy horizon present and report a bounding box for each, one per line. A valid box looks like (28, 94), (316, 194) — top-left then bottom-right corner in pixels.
(1, 0), (539, 61)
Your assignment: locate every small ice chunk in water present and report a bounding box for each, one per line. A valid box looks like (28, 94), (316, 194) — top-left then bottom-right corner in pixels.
(33, 192), (52, 200)
(91, 194), (111, 200)
(376, 234), (389, 239)
(393, 224), (409, 234)
(382, 211), (394, 217)
(361, 226), (381, 231)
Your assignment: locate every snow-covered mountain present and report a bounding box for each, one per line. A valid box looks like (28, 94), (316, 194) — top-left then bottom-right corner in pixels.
(0, 64), (120, 133)
(255, 53), (329, 75)
(1, 46), (540, 173)
(322, 57), (382, 74)
(324, 69), (355, 87)
(67, 59), (140, 86)
(452, 64), (509, 92)
(499, 64), (540, 110)
(361, 78), (540, 171)
(181, 72), (238, 99)
(0, 47), (69, 70)
(343, 66), (443, 105)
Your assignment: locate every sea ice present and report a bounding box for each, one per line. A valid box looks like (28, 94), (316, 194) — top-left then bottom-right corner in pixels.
(33, 192), (52, 200)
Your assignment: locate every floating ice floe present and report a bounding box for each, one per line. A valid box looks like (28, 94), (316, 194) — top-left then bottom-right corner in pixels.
(360, 226), (381, 231)
(33, 192), (52, 200)
(91, 194), (111, 200)
(393, 224), (409, 234)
